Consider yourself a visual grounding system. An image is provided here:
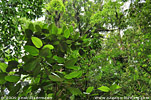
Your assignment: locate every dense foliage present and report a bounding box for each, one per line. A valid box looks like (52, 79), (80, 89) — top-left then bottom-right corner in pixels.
(0, 0), (151, 99)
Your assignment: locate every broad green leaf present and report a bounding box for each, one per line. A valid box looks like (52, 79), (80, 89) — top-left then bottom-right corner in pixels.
(59, 42), (68, 52)
(9, 83), (21, 96)
(31, 36), (43, 48)
(65, 66), (81, 70)
(22, 55), (34, 63)
(98, 86), (110, 92)
(42, 24), (48, 29)
(0, 63), (7, 72)
(74, 33), (80, 40)
(64, 29), (70, 38)
(65, 58), (77, 68)
(57, 28), (62, 34)
(33, 64), (41, 76)
(5, 75), (20, 82)
(39, 48), (52, 58)
(64, 71), (82, 79)
(110, 84), (121, 91)
(25, 29), (33, 38)
(35, 25), (41, 32)
(68, 87), (82, 95)
(53, 55), (64, 63)
(70, 95), (75, 100)
(24, 45), (39, 56)
(43, 44), (54, 50)
(49, 75), (63, 82)
(62, 25), (67, 33)
(0, 73), (7, 84)
(43, 84), (53, 90)
(86, 87), (94, 93)
(53, 41), (60, 45)
(23, 58), (41, 71)
(28, 23), (34, 31)
(51, 23), (58, 34)
(69, 26), (74, 32)
(66, 40), (72, 44)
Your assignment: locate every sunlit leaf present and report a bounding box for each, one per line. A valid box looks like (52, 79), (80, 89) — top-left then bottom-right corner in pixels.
(64, 29), (70, 38)
(64, 71), (82, 79)
(0, 63), (7, 72)
(98, 86), (110, 92)
(57, 28), (62, 34)
(86, 87), (94, 93)
(43, 44), (54, 50)
(5, 75), (20, 82)
(31, 36), (43, 48)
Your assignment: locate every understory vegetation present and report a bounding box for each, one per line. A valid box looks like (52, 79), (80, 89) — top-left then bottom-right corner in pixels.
(0, 0), (151, 99)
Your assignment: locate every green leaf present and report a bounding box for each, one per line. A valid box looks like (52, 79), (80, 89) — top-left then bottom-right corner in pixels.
(33, 64), (41, 76)
(66, 40), (72, 44)
(28, 23), (34, 31)
(70, 95), (75, 100)
(62, 25), (67, 33)
(69, 26), (74, 32)
(23, 58), (41, 71)
(51, 23), (58, 34)
(49, 75), (63, 82)
(0, 63), (8, 72)
(39, 48), (52, 58)
(64, 29), (70, 38)
(43, 44), (54, 50)
(68, 87), (82, 95)
(31, 36), (43, 48)
(86, 87), (94, 94)
(5, 75), (20, 82)
(57, 28), (62, 34)
(24, 45), (39, 56)
(53, 55), (64, 63)
(64, 71), (82, 79)
(60, 42), (68, 52)
(25, 29), (33, 38)
(0, 73), (7, 84)
(9, 83), (21, 96)
(98, 86), (110, 92)
(110, 84), (121, 91)
(65, 58), (77, 68)
(65, 66), (81, 70)
(35, 25), (41, 32)
(22, 55), (34, 63)
(42, 24), (48, 29)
